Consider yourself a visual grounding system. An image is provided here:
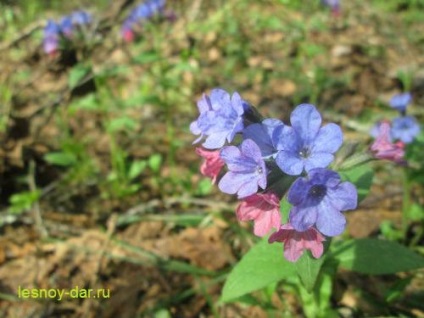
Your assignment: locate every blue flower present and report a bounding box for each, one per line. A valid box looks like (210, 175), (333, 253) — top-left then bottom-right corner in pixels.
(391, 116), (420, 144)
(288, 168), (357, 237)
(389, 92), (412, 113)
(274, 104), (343, 175)
(242, 118), (284, 158)
(43, 20), (60, 55)
(218, 139), (267, 198)
(321, 0), (340, 9)
(69, 11), (92, 25)
(134, 0), (165, 19)
(121, 0), (166, 39)
(190, 88), (249, 149)
(60, 16), (74, 37)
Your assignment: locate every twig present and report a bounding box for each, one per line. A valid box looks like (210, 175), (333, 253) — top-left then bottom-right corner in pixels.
(28, 159), (48, 238)
(0, 20), (44, 52)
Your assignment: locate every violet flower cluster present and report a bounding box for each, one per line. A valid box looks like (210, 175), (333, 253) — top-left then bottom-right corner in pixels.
(43, 11), (92, 55)
(369, 92), (420, 163)
(42, 1), (172, 55)
(121, 0), (167, 42)
(321, 0), (341, 16)
(191, 88), (358, 262)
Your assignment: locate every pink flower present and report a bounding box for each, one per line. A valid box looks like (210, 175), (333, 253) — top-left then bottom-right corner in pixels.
(236, 192), (281, 237)
(268, 224), (325, 262)
(370, 120), (405, 163)
(195, 147), (225, 184)
(122, 28), (135, 43)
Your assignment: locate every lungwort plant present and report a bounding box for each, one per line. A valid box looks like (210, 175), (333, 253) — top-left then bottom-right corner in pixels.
(190, 88), (424, 316)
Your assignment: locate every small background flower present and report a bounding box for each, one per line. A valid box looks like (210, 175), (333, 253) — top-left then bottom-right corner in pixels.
(121, 0), (166, 41)
(389, 92), (412, 113)
(43, 20), (61, 55)
(391, 116), (420, 144)
(370, 120), (405, 163)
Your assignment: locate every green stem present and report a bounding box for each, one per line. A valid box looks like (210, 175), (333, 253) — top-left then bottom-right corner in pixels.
(402, 168), (411, 240)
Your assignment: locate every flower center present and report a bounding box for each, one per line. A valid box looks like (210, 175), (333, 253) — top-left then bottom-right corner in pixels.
(308, 184), (327, 201)
(299, 147), (311, 158)
(399, 122), (410, 130)
(256, 166), (263, 175)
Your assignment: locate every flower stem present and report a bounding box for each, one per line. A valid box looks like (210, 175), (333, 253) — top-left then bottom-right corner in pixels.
(402, 168), (411, 240)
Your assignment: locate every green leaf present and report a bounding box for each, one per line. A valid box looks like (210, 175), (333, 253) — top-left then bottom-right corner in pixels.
(69, 94), (100, 112)
(106, 116), (138, 133)
(68, 64), (92, 89)
(44, 152), (77, 167)
(128, 160), (147, 180)
(196, 178), (213, 196)
(331, 239), (424, 274)
(133, 51), (161, 64)
(9, 190), (41, 214)
(384, 276), (413, 303)
(408, 203), (424, 222)
(148, 154), (162, 174)
(339, 164), (373, 203)
(295, 252), (325, 292)
(220, 238), (295, 303)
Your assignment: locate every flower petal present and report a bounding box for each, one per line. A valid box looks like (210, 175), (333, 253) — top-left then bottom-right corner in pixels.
(288, 177), (310, 206)
(276, 151), (304, 175)
(274, 125), (299, 151)
(290, 104), (322, 143)
(253, 210), (281, 237)
(209, 88), (231, 111)
(284, 238), (305, 262)
(231, 91), (247, 115)
(203, 131), (229, 149)
(289, 205), (318, 232)
(315, 198), (346, 236)
(328, 182), (357, 211)
(237, 175), (262, 198)
(241, 139), (263, 162)
(312, 123), (343, 153)
(304, 152), (334, 172)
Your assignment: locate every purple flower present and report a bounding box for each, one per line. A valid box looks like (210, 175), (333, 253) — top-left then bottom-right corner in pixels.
(370, 121), (387, 139)
(134, 0), (166, 19)
(321, 0), (340, 8)
(218, 139), (267, 198)
(190, 88), (249, 149)
(69, 11), (92, 25)
(43, 20), (60, 55)
(60, 16), (74, 38)
(288, 168), (357, 237)
(60, 11), (92, 38)
(121, 0), (166, 40)
(321, 0), (340, 15)
(391, 116), (420, 144)
(389, 92), (412, 113)
(242, 118), (284, 158)
(274, 104), (343, 176)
